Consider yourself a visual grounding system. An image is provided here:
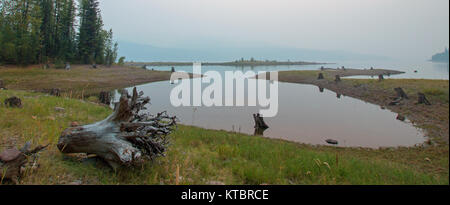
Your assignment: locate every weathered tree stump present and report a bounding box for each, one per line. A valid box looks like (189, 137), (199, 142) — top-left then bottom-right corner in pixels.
(378, 74), (384, 81)
(0, 79), (5, 90)
(4, 96), (22, 108)
(335, 75), (341, 83)
(417, 93), (431, 105)
(394, 87), (409, 99)
(65, 62), (71, 70)
(57, 87), (177, 169)
(253, 113), (269, 135)
(318, 73), (324, 80)
(98, 91), (111, 105)
(49, 88), (61, 97)
(389, 87), (409, 106)
(0, 142), (47, 184)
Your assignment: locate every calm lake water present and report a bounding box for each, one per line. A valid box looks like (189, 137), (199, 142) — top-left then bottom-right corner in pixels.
(145, 59), (449, 79)
(116, 60), (446, 148)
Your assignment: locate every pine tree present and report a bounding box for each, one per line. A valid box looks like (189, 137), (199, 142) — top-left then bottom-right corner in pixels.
(0, 0), (118, 65)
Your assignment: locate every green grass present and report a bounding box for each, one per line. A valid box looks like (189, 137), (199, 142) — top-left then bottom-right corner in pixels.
(1, 90), (448, 185)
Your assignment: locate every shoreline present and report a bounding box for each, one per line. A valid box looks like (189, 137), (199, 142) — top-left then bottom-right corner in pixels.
(256, 69), (449, 145)
(0, 65), (197, 98)
(126, 61), (329, 67)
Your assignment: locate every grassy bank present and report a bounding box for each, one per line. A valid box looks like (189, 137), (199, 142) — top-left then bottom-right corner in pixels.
(0, 90), (448, 185)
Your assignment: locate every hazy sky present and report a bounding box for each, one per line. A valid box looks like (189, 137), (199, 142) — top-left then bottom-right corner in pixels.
(100, 0), (449, 60)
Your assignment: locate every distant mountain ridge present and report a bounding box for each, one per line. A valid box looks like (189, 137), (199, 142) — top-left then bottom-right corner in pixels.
(431, 48), (449, 62)
(117, 41), (390, 62)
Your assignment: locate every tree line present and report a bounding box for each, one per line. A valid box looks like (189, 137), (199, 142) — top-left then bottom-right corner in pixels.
(0, 0), (118, 66)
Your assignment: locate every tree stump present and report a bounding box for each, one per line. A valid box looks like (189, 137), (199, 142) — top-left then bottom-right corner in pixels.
(0, 142), (47, 184)
(0, 79), (5, 89)
(57, 87), (177, 169)
(335, 75), (341, 83)
(394, 87), (409, 99)
(389, 87), (409, 106)
(318, 73), (324, 80)
(378, 74), (384, 81)
(253, 113), (269, 135)
(417, 93), (431, 105)
(99, 91), (111, 105)
(4, 96), (22, 108)
(65, 63), (71, 70)
(49, 88), (61, 97)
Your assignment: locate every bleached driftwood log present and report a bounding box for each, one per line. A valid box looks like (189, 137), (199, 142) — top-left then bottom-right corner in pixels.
(57, 87), (177, 169)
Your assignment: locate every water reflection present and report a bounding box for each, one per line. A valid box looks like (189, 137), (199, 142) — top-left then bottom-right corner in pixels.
(116, 79), (425, 148)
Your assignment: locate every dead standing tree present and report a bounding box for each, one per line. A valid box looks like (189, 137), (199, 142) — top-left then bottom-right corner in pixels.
(57, 87), (177, 169)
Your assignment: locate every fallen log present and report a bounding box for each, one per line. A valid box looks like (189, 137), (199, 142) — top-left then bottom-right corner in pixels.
(253, 113), (269, 135)
(0, 142), (48, 184)
(57, 87), (177, 169)
(417, 93), (431, 105)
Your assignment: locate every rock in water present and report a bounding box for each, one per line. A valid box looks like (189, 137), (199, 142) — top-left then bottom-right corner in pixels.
(326, 139), (339, 145)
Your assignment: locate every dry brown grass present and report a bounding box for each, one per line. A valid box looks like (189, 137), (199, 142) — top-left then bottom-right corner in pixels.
(0, 65), (173, 98)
